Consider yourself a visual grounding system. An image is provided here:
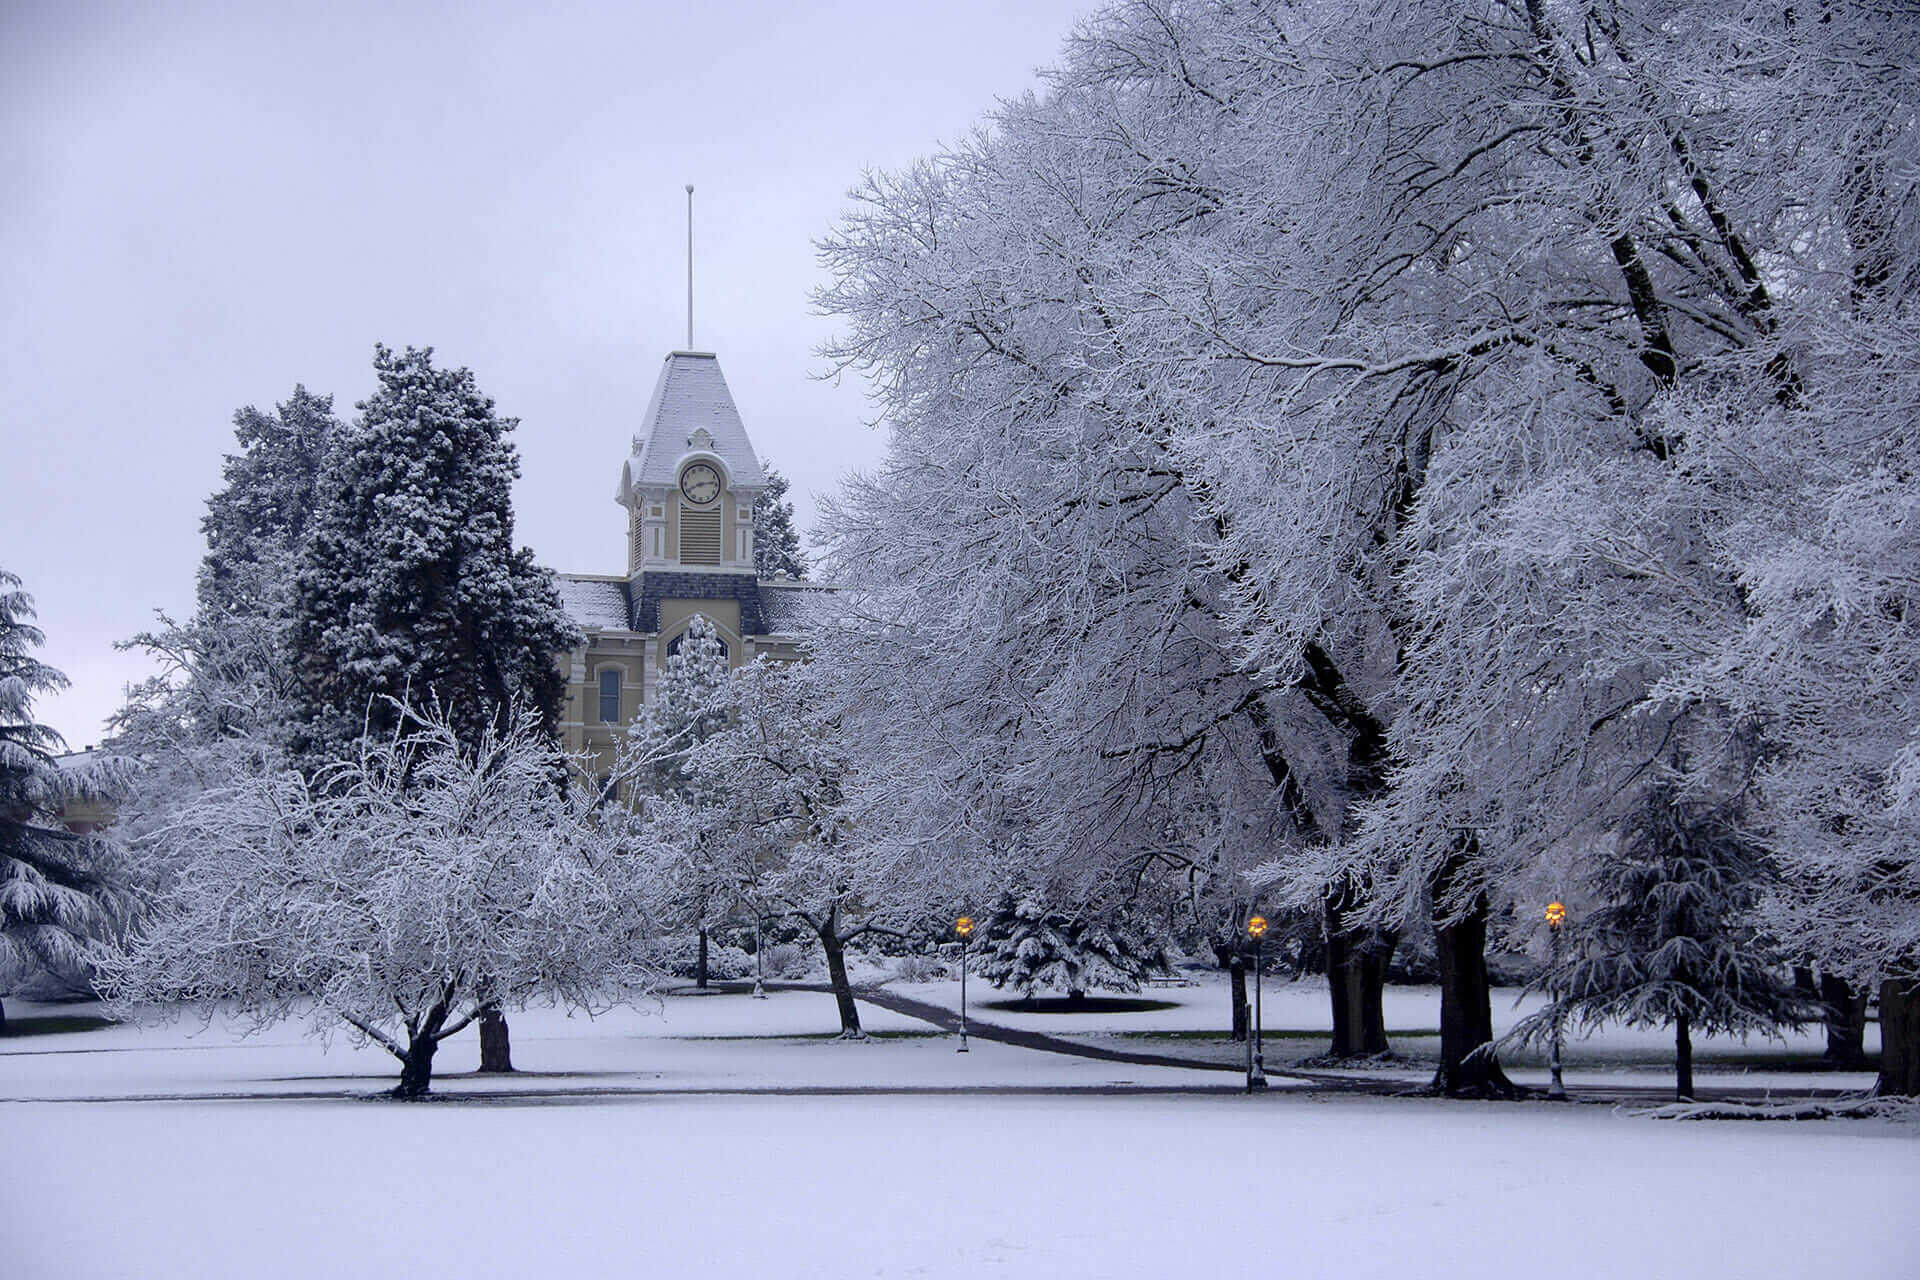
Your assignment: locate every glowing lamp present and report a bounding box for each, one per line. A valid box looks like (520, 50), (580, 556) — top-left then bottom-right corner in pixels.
(1247, 915), (1268, 939)
(955, 916), (974, 938)
(1545, 901), (1567, 928)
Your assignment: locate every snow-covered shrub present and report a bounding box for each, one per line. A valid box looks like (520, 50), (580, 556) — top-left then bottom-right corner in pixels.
(760, 941), (812, 980)
(891, 954), (950, 984)
(643, 936), (755, 983)
(973, 889), (1170, 1001)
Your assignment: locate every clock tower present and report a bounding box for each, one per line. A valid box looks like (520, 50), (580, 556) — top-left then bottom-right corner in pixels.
(549, 348), (830, 776)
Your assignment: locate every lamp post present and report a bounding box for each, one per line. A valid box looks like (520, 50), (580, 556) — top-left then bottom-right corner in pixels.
(1246, 915), (1269, 1092)
(1545, 901), (1567, 1100)
(955, 916), (974, 1053)
(752, 914), (767, 1000)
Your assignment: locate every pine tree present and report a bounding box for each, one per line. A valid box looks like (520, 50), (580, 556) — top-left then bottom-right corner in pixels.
(197, 386), (339, 623)
(973, 889), (1169, 1005)
(1, 568), (121, 1030)
(621, 614), (734, 987)
(291, 345), (579, 761)
(752, 462), (810, 579)
(625, 614), (732, 804)
(1512, 782), (1812, 1100)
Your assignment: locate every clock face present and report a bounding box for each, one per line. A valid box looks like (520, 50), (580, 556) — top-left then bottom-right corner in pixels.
(679, 462), (721, 505)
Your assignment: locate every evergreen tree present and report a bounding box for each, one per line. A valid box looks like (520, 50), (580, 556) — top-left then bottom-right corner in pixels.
(620, 614), (734, 987)
(625, 614), (732, 804)
(1511, 782), (1812, 1100)
(117, 385), (342, 757)
(285, 347), (577, 1069)
(291, 345), (579, 761)
(973, 888), (1169, 1005)
(110, 386), (340, 905)
(197, 386), (339, 623)
(1, 568), (121, 1030)
(752, 462), (810, 579)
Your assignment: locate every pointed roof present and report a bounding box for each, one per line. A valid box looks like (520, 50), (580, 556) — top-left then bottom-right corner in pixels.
(617, 351), (767, 502)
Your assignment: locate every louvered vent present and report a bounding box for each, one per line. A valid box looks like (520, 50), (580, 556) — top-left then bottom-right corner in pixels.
(680, 504), (722, 565)
(629, 516), (645, 572)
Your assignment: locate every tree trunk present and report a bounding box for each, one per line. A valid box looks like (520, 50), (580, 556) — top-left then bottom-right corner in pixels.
(394, 1032), (440, 1099)
(696, 928), (710, 990)
(1430, 854), (1516, 1098)
(1819, 973), (1868, 1070)
(1223, 950), (1249, 1043)
(478, 1005), (514, 1073)
(1355, 934), (1396, 1055)
(819, 922), (863, 1038)
(1878, 977), (1920, 1098)
(1326, 916), (1355, 1057)
(1325, 882), (1395, 1058)
(0, 994), (7, 1034)
(1675, 1009), (1694, 1102)
(390, 999), (451, 1099)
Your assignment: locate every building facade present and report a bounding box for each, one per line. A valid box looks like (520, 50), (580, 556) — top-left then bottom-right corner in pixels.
(552, 349), (830, 778)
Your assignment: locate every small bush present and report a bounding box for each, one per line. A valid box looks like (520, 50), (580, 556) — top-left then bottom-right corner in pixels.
(761, 942), (812, 980)
(892, 954), (950, 983)
(642, 935), (755, 982)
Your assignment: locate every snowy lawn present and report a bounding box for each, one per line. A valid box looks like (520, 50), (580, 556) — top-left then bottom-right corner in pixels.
(4, 979), (1911, 1278)
(4, 1092), (1914, 1280)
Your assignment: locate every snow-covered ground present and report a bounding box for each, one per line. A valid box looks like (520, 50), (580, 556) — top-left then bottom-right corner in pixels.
(3, 978), (1912, 1279)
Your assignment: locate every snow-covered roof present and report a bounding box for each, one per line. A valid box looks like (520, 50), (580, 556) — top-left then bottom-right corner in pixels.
(553, 575), (633, 632)
(757, 581), (838, 635)
(618, 352), (768, 502)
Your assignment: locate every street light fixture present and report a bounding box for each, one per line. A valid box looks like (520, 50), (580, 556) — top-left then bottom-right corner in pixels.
(1246, 914), (1269, 1092)
(1545, 901), (1567, 1100)
(955, 916), (974, 1053)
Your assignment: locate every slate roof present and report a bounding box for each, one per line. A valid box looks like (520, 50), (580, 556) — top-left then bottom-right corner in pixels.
(553, 575), (633, 631)
(633, 571), (766, 636)
(618, 352), (768, 501)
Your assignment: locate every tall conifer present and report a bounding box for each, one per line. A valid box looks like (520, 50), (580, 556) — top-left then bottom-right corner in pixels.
(291, 345), (578, 761)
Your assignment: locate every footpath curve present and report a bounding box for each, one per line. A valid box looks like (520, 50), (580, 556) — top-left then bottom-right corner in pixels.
(735, 981), (1377, 1090)
(739, 982), (1876, 1104)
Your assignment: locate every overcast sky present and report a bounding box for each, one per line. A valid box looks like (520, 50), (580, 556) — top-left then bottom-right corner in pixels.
(2, 0), (1095, 749)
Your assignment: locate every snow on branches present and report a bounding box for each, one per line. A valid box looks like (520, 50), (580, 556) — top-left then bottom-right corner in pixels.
(99, 703), (660, 1097)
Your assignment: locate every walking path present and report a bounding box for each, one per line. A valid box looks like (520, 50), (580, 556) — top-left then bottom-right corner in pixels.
(749, 981), (1873, 1107)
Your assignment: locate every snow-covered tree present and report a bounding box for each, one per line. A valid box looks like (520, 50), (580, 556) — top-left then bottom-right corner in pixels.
(752, 462), (809, 579)
(99, 704), (658, 1097)
(814, 0), (1410, 1068)
(818, 0), (1916, 1097)
(283, 347), (581, 1069)
(109, 388), (341, 939)
(1, 569), (126, 1029)
(618, 613), (735, 987)
(196, 385), (339, 625)
(674, 656), (907, 1036)
(972, 888), (1169, 1005)
(1509, 781), (1811, 1100)
(290, 345), (579, 762)
(1, 569), (68, 829)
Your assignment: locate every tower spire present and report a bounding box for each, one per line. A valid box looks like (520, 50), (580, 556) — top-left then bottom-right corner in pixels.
(685, 184), (695, 350)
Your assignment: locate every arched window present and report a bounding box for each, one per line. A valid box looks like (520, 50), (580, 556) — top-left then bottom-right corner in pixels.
(668, 627), (729, 662)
